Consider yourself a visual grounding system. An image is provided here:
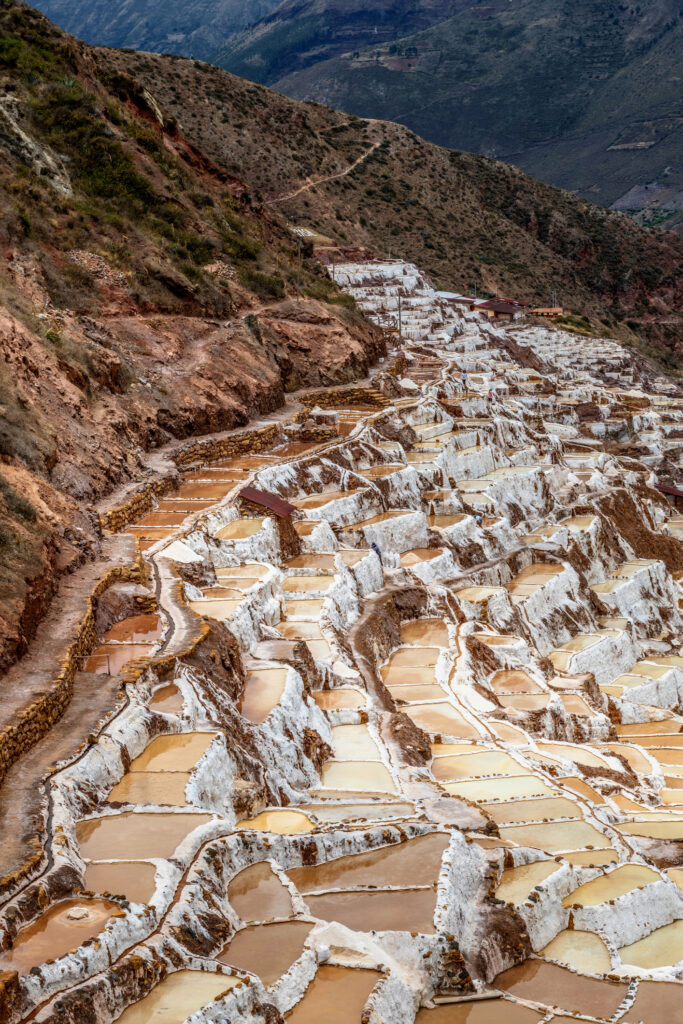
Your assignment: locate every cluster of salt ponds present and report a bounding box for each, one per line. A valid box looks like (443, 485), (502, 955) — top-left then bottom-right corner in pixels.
(7, 272), (683, 1023)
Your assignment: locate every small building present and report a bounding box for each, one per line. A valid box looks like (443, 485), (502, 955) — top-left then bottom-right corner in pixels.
(476, 300), (521, 321)
(529, 307), (564, 318)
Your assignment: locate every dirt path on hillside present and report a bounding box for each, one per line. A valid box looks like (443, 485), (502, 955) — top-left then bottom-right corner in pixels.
(267, 139), (380, 205)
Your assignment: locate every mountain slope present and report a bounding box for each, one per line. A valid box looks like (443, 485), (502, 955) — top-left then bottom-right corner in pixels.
(103, 45), (683, 357)
(0, 0), (383, 670)
(217, 0), (683, 230)
(26, 0), (281, 62)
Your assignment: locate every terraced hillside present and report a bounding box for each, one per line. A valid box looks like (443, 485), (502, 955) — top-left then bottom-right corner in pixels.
(1, 257), (683, 1023)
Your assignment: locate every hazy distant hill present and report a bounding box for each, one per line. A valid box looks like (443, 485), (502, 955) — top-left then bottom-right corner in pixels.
(29, 0), (281, 61)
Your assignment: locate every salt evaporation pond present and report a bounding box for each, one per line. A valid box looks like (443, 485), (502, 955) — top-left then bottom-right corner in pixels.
(562, 864), (660, 906)
(302, 801), (415, 823)
(84, 861), (158, 905)
(400, 618), (450, 646)
(285, 965), (382, 1022)
(446, 775), (556, 802)
(498, 820), (608, 853)
(541, 929), (612, 973)
(148, 683), (184, 715)
(618, 919), (683, 968)
(0, 898), (118, 974)
(76, 812), (213, 860)
(228, 862), (293, 921)
(495, 960), (628, 1017)
(287, 834), (448, 891)
(114, 970), (239, 1024)
(313, 688), (366, 711)
(236, 809), (314, 834)
(218, 920), (313, 985)
(107, 770), (190, 805)
(239, 667), (288, 723)
(320, 761), (396, 792)
(304, 888), (437, 932)
(416, 1000), (543, 1022)
(495, 861), (559, 903)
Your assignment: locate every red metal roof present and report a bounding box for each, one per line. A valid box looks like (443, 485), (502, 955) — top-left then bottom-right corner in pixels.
(478, 300), (520, 314)
(238, 486), (296, 517)
(656, 483), (683, 499)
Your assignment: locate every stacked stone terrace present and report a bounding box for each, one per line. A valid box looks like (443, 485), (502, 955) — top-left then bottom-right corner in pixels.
(0, 260), (682, 1024)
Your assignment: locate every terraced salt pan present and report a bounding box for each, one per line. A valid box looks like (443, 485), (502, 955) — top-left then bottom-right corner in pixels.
(291, 487), (365, 509)
(490, 670), (543, 694)
(388, 683), (446, 702)
(287, 833), (448, 891)
(84, 643), (156, 675)
(489, 721), (529, 745)
(541, 929), (611, 973)
(0, 898), (119, 974)
(285, 966), (382, 1022)
(415, 1001), (542, 1023)
(330, 724), (381, 759)
(304, 888), (437, 932)
(215, 518), (264, 539)
(445, 775), (556, 802)
(405, 702), (480, 738)
(84, 861), (157, 905)
(128, 732), (218, 772)
(107, 771), (190, 805)
(312, 688), (366, 711)
(147, 685), (201, 719)
(76, 812), (213, 860)
(239, 667), (288, 723)
(482, 796), (580, 824)
(236, 809), (314, 834)
(320, 761), (396, 792)
(188, 598), (242, 620)
(218, 920), (313, 986)
(114, 970), (240, 1024)
(432, 750), (525, 780)
(498, 820), (609, 853)
(618, 919), (683, 968)
(228, 862), (293, 921)
(104, 614), (163, 644)
(495, 959), (628, 1017)
(562, 865), (661, 906)
(302, 801), (415, 823)
(495, 861), (560, 903)
(535, 742), (611, 769)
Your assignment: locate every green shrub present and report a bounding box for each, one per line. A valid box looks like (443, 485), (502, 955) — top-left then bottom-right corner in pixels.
(0, 477), (36, 522)
(222, 232), (260, 261)
(31, 82), (157, 205)
(238, 268), (285, 300)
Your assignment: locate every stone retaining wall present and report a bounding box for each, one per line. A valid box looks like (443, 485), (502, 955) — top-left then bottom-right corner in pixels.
(172, 423), (283, 468)
(298, 384), (387, 409)
(100, 424), (284, 535)
(100, 477), (178, 534)
(0, 548), (147, 827)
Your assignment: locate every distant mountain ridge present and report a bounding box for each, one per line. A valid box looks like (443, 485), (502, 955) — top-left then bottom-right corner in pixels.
(215, 0), (683, 233)
(28, 0), (281, 61)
